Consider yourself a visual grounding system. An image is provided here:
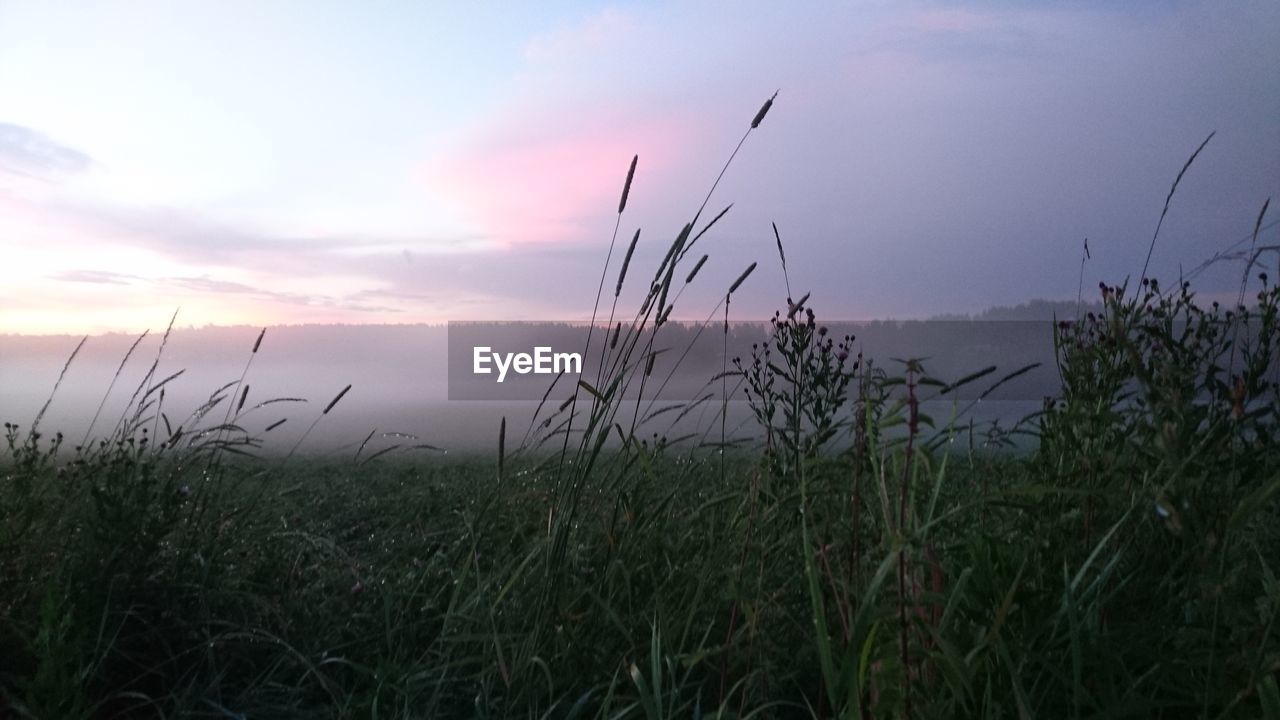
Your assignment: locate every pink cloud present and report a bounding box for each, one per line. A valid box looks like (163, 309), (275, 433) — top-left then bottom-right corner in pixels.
(417, 109), (699, 247)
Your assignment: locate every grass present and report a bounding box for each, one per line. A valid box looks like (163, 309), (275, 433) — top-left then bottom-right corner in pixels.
(2, 95), (1279, 718)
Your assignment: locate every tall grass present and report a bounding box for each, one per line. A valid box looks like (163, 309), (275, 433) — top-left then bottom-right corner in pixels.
(2, 96), (1278, 718)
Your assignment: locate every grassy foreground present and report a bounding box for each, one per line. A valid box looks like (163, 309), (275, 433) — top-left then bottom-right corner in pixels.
(3, 98), (1280, 718)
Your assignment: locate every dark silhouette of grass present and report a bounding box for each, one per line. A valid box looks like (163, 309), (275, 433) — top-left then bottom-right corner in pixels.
(2, 102), (1278, 718)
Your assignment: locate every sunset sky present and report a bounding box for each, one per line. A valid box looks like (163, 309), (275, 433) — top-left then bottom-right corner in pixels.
(1, 0), (1277, 335)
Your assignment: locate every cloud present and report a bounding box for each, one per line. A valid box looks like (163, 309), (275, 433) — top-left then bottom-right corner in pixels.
(51, 267), (403, 314)
(848, 7), (1047, 68)
(0, 123), (92, 180)
(523, 7), (636, 62)
(49, 269), (137, 285)
(418, 108), (699, 247)
(10, 181), (567, 322)
(5, 0), (1276, 333)
(909, 8), (999, 34)
(166, 276), (402, 312)
(156, 274), (405, 313)
(29, 193), (488, 271)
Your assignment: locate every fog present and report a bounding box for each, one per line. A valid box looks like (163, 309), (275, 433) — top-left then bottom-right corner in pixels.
(2, 308), (1094, 453)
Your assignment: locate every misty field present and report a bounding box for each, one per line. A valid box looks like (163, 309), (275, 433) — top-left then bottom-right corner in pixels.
(3, 99), (1279, 719)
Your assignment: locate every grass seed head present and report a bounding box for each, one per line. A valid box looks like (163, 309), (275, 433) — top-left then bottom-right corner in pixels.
(772, 222), (786, 269)
(323, 384), (352, 415)
(729, 261), (758, 296)
(618, 154), (638, 214)
(686, 254), (709, 284)
(615, 228), (641, 297)
(751, 90), (779, 129)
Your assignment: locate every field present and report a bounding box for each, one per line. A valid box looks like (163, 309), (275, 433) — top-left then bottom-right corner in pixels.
(3, 101), (1279, 718)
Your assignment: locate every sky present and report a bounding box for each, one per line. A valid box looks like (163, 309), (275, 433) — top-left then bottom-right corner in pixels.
(1, 0), (1277, 335)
